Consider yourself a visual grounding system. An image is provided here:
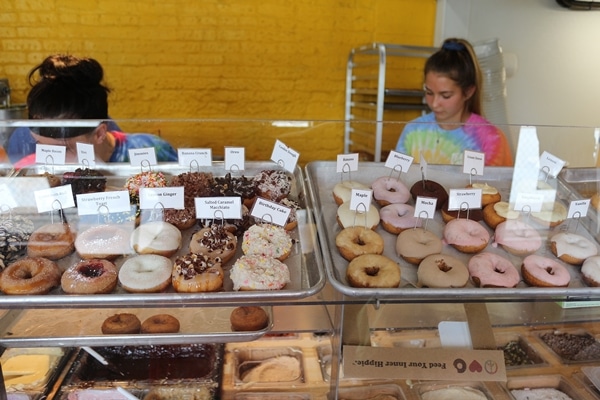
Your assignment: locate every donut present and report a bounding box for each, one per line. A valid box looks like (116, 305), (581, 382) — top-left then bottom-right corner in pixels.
(493, 220), (542, 256)
(118, 254), (173, 293)
(335, 226), (384, 261)
(280, 198), (301, 231)
(230, 306), (269, 331)
(582, 256), (600, 286)
(230, 254), (290, 291)
(409, 179), (448, 209)
(170, 171), (214, 209)
(61, 259), (118, 294)
(124, 170), (168, 201)
(198, 204), (254, 236)
(101, 313), (141, 334)
(531, 201), (568, 227)
(332, 180), (369, 205)
(443, 219), (490, 253)
(27, 222), (76, 260)
(130, 221), (182, 257)
(380, 203), (421, 234)
(371, 176), (410, 206)
(172, 253), (224, 292)
(396, 228), (443, 265)
(253, 169), (292, 202)
(336, 202), (380, 230)
(0, 256), (61, 295)
(467, 252), (520, 288)
(441, 201), (484, 223)
(163, 207), (197, 231)
(242, 223), (292, 261)
(190, 224), (238, 264)
(417, 254), (469, 288)
(482, 201), (519, 229)
(212, 172), (257, 208)
(346, 254), (400, 288)
(141, 314), (180, 334)
(467, 182), (501, 207)
(75, 224), (132, 260)
(550, 231), (598, 265)
(0, 215), (35, 269)
(521, 254), (570, 287)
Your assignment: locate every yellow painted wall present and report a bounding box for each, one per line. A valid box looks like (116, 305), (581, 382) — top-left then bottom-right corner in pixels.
(1, 0), (436, 162)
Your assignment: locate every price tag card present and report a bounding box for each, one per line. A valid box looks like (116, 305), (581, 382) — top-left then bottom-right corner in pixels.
(448, 189), (482, 211)
(414, 196), (437, 219)
(250, 197), (290, 227)
(178, 148), (212, 167)
(336, 153), (359, 173)
(385, 151), (413, 173)
(514, 192), (544, 213)
(271, 139), (299, 173)
(76, 190), (131, 216)
(195, 196), (242, 220)
(349, 189), (372, 212)
(76, 142), (96, 167)
(540, 151), (566, 178)
(128, 147), (158, 167)
(568, 199), (590, 219)
(463, 150), (485, 176)
(225, 147), (245, 171)
(35, 144), (66, 165)
(34, 185), (75, 213)
(0, 183), (18, 209)
(140, 187), (184, 210)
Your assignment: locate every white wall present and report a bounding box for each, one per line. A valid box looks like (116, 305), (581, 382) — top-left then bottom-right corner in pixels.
(437, 0), (600, 167)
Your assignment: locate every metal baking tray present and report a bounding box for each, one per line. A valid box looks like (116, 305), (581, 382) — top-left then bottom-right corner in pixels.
(0, 162), (325, 308)
(305, 161), (600, 302)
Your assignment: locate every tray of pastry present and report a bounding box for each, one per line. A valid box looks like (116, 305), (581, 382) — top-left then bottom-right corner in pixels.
(0, 162), (325, 308)
(305, 161), (600, 301)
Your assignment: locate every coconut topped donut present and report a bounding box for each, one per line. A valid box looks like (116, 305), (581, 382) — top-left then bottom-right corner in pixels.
(253, 170), (292, 202)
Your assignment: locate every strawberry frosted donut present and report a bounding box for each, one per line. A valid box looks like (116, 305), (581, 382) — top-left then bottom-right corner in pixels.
(371, 176), (410, 206)
(230, 254), (290, 291)
(332, 180), (369, 205)
(493, 220), (542, 256)
(242, 224), (292, 261)
(521, 254), (570, 287)
(380, 203), (421, 234)
(396, 228), (442, 265)
(550, 232), (598, 265)
(468, 252), (520, 288)
(443, 219), (490, 253)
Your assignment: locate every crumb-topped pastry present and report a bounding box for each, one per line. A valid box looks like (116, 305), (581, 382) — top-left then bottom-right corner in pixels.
(212, 172), (257, 207)
(253, 169), (292, 202)
(189, 224), (238, 263)
(172, 253), (224, 292)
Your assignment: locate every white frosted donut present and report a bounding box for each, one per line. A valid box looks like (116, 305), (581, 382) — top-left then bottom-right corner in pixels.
(336, 202), (380, 230)
(550, 231), (598, 265)
(371, 176), (410, 206)
(582, 256), (600, 287)
(332, 180), (369, 205)
(418, 254), (469, 288)
(396, 228), (442, 265)
(130, 221), (182, 257)
(521, 254), (570, 287)
(380, 203), (421, 234)
(443, 219), (490, 253)
(242, 224), (292, 261)
(468, 252), (520, 288)
(119, 254), (173, 293)
(531, 201), (568, 227)
(75, 224), (132, 260)
(230, 254), (290, 291)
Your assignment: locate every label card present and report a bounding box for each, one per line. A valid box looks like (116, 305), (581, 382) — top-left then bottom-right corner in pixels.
(195, 196), (242, 220)
(128, 147), (157, 167)
(76, 190), (131, 216)
(34, 185), (75, 213)
(271, 139), (299, 173)
(414, 196), (437, 219)
(178, 148), (212, 167)
(540, 151), (566, 178)
(76, 142), (96, 166)
(514, 192), (544, 213)
(384, 151), (413, 174)
(463, 150), (485, 176)
(419, 153), (428, 181)
(568, 199), (590, 219)
(225, 147), (245, 171)
(336, 153), (359, 173)
(140, 187), (184, 210)
(349, 189), (372, 212)
(35, 144), (66, 165)
(250, 197), (290, 227)
(448, 189), (482, 211)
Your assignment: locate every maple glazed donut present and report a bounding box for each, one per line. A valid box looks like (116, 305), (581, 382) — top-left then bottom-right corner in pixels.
(396, 228), (443, 265)
(27, 222), (76, 260)
(467, 182), (501, 207)
(172, 253), (224, 293)
(468, 252), (520, 288)
(521, 254), (570, 287)
(141, 314), (180, 334)
(417, 254), (469, 288)
(336, 202), (380, 230)
(0, 256), (61, 295)
(581, 256), (600, 286)
(443, 218), (490, 253)
(335, 226), (384, 261)
(410, 179), (448, 209)
(101, 313), (141, 334)
(346, 254), (400, 288)
(332, 180), (369, 205)
(61, 259), (118, 294)
(75, 224), (132, 260)
(190, 224), (238, 264)
(380, 203), (421, 234)
(118, 254), (173, 293)
(493, 220), (542, 256)
(242, 223), (292, 261)
(230, 254), (290, 291)
(550, 232), (598, 265)
(371, 176), (410, 206)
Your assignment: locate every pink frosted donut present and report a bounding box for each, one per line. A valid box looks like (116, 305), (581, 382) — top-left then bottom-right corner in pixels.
(521, 254), (570, 287)
(371, 176), (410, 206)
(468, 252), (520, 288)
(443, 219), (490, 253)
(380, 203), (421, 234)
(493, 220), (542, 256)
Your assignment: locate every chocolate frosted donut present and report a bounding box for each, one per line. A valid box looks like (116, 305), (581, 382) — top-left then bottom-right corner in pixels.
(410, 179), (448, 210)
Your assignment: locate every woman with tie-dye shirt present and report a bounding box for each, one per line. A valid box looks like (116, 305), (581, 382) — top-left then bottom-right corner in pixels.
(395, 38), (512, 166)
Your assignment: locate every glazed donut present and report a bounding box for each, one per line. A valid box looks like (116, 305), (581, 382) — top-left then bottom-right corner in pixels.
(172, 253), (224, 293)
(101, 313), (141, 334)
(336, 202), (380, 230)
(75, 224), (132, 260)
(417, 254), (469, 288)
(521, 254), (570, 287)
(396, 228), (443, 265)
(467, 252), (520, 288)
(332, 180), (369, 205)
(230, 254), (290, 291)
(443, 219), (490, 253)
(581, 256), (600, 287)
(346, 254), (400, 288)
(163, 207), (197, 231)
(371, 176), (410, 206)
(61, 259), (118, 294)
(190, 224), (238, 264)
(335, 226), (384, 261)
(230, 306), (269, 331)
(550, 232), (598, 265)
(141, 314), (180, 334)
(380, 203), (421, 234)
(118, 254), (173, 293)
(27, 222), (76, 260)
(0, 256), (61, 295)
(493, 220), (542, 256)
(130, 221), (182, 257)
(253, 169), (292, 202)
(482, 201), (519, 229)
(467, 183), (501, 207)
(242, 224), (292, 261)
(531, 201), (568, 227)
(410, 179), (448, 210)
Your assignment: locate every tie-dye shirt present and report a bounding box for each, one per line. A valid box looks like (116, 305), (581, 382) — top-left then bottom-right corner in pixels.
(395, 113), (513, 166)
(109, 131), (177, 162)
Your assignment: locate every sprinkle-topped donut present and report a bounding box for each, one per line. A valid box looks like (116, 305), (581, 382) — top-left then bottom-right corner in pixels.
(230, 254), (290, 291)
(242, 224), (293, 261)
(124, 170), (168, 200)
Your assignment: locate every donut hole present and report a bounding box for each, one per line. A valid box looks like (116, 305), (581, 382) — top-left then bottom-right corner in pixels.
(78, 263), (104, 278)
(15, 269), (33, 280)
(545, 267), (556, 275)
(365, 266), (380, 276)
(436, 260), (452, 273)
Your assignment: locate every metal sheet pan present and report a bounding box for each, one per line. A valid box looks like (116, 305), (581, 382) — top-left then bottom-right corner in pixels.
(306, 161), (600, 301)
